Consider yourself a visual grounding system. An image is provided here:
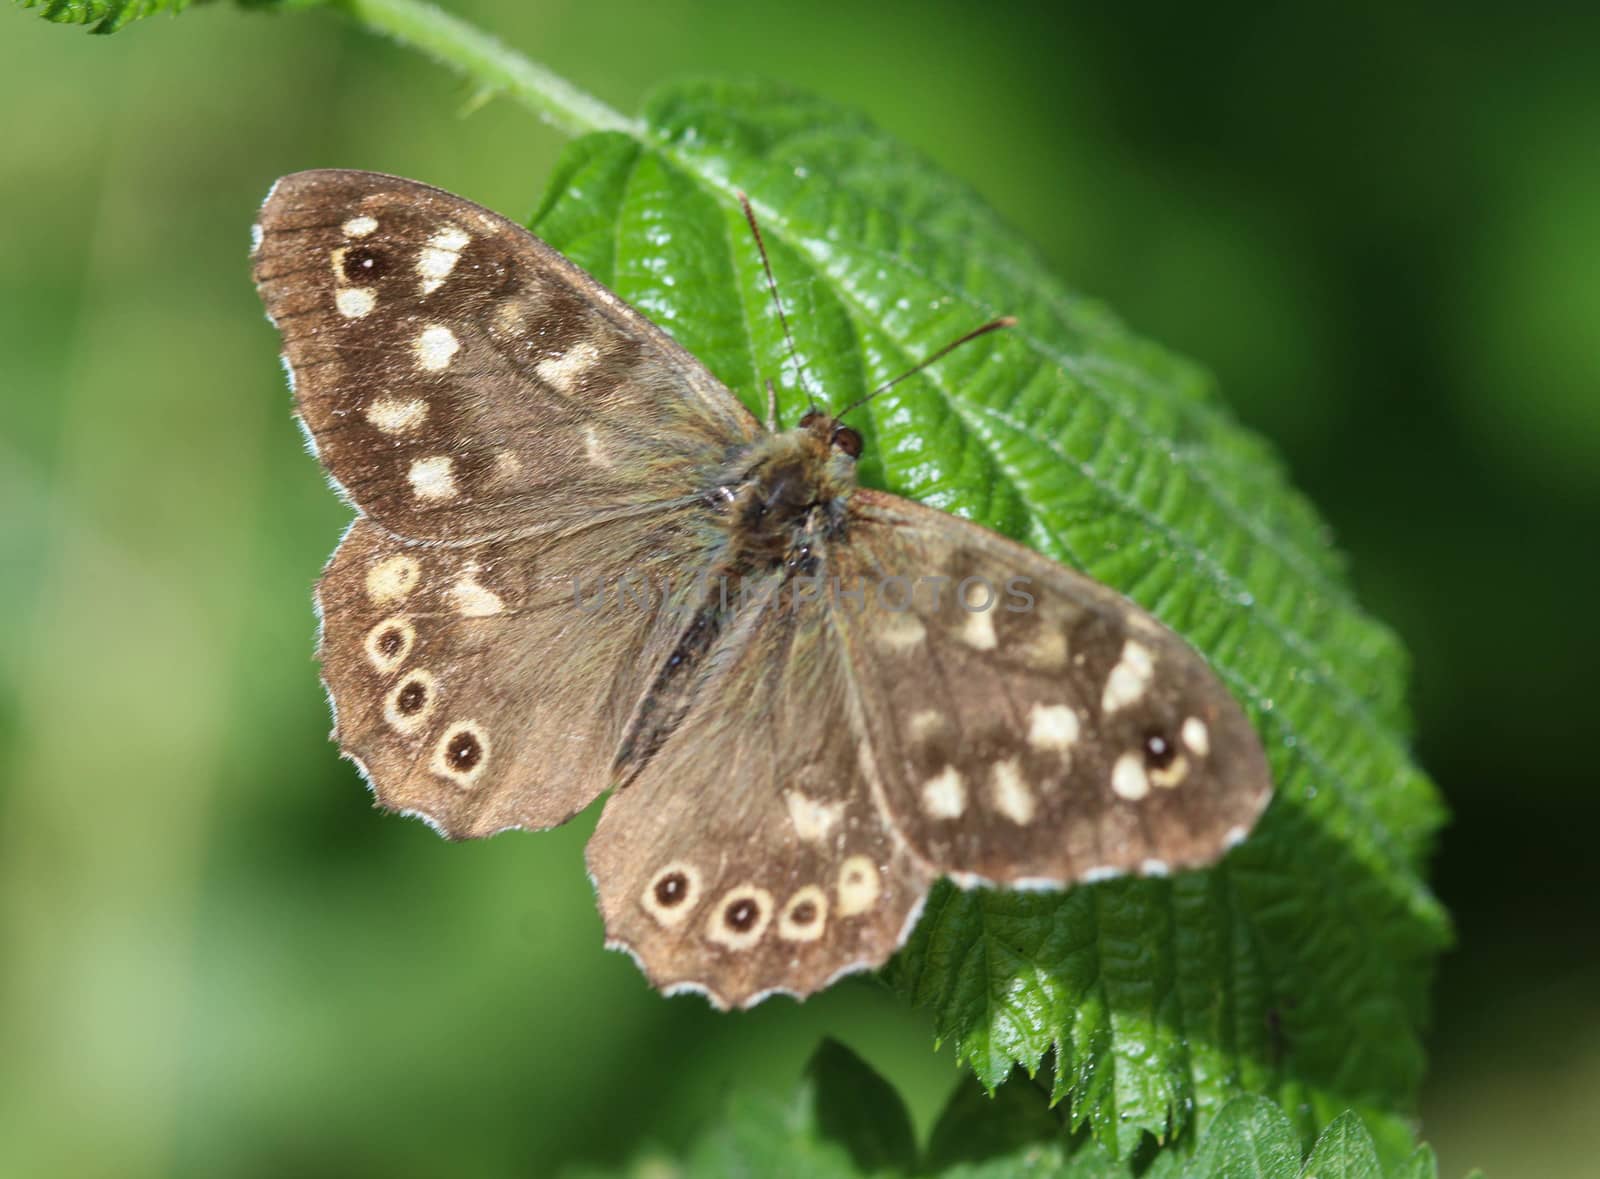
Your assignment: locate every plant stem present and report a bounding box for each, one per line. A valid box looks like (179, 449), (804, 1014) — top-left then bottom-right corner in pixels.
(328, 0), (638, 138)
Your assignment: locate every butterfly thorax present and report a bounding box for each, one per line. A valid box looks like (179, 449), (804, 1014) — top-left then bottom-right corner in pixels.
(718, 415), (859, 574)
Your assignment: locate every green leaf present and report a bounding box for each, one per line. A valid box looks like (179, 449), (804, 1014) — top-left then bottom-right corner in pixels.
(1300, 1111), (1384, 1179)
(923, 1072), (1066, 1174)
(1175, 1101), (1448, 1179)
(1183, 1097), (1301, 1179)
(1389, 1145), (1441, 1179)
(675, 1040), (912, 1179)
(523, 78), (1449, 1155)
(13, 0), (303, 35)
(16, 0), (192, 34)
(577, 1068), (1467, 1179)
(807, 1038), (919, 1176)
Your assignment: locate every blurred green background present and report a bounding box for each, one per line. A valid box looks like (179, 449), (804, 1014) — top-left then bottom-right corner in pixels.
(2, 1), (1596, 1176)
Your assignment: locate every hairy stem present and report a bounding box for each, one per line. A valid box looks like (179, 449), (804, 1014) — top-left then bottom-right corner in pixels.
(328, 0), (637, 137)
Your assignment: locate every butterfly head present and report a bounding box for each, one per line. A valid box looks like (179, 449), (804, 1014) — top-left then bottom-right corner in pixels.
(796, 409), (863, 460)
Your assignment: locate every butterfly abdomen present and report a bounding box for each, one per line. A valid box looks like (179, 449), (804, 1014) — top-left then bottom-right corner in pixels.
(614, 595), (728, 785)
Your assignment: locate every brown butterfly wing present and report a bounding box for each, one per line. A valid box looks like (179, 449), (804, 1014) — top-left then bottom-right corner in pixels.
(252, 169), (758, 544)
(317, 509), (721, 837)
(829, 489), (1272, 885)
(585, 570), (934, 1008)
(259, 169), (764, 837)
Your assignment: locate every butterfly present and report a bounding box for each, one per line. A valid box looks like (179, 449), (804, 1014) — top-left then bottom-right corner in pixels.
(251, 170), (1272, 1009)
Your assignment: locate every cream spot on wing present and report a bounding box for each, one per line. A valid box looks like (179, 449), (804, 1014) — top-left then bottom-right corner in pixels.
(249, 223), (263, 254)
(492, 449), (524, 481)
(417, 223), (471, 294)
(908, 709), (946, 742)
(413, 324), (460, 371)
(430, 720), (489, 788)
(642, 862), (702, 928)
(777, 885), (829, 942)
(706, 885), (774, 950)
(1182, 716), (1211, 758)
(1027, 703), (1081, 752)
(836, 855), (881, 917)
(492, 301), (524, 334)
(784, 790), (844, 843)
(335, 287), (375, 319)
(383, 669), (437, 734)
(1140, 859), (1170, 877)
(537, 340), (601, 391)
(365, 397), (428, 434)
(1111, 751), (1150, 801)
(957, 608), (997, 651)
(1083, 865), (1122, 883)
(960, 579), (995, 610)
(343, 215), (378, 237)
(874, 612), (926, 650)
(408, 455), (458, 501)
(365, 554), (420, 604)
(582, 425), (614, 467)
(363, 616), (415, 673)
(1150, 754), (1190, 790)
(1224, 825), (1250, 849)
(447, 566), (504, 617)
(1102, 641), (1155, 713)
(1023, 628), (1068, 670)
(989, 757), (1035, 825)
(921, 765), (966, 819)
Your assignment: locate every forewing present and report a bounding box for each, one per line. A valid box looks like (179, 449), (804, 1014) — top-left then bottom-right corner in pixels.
(318, 508), (714, 838)
(586, 577), (934, 1008)
(830, 489), (1272, 885)
(252, 169), (758, 542)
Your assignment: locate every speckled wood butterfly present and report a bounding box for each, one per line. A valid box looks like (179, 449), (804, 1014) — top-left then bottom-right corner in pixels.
(252, 170), (1272, 1009)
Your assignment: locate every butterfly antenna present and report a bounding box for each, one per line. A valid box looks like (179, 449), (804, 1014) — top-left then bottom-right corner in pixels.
(835, 316), (1017, 421)
(738, 191), (821, 421)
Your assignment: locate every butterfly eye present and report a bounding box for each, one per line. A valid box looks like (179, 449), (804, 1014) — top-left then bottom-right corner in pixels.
(341, 245), (389, 282)
(831, 426), (863, 458)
